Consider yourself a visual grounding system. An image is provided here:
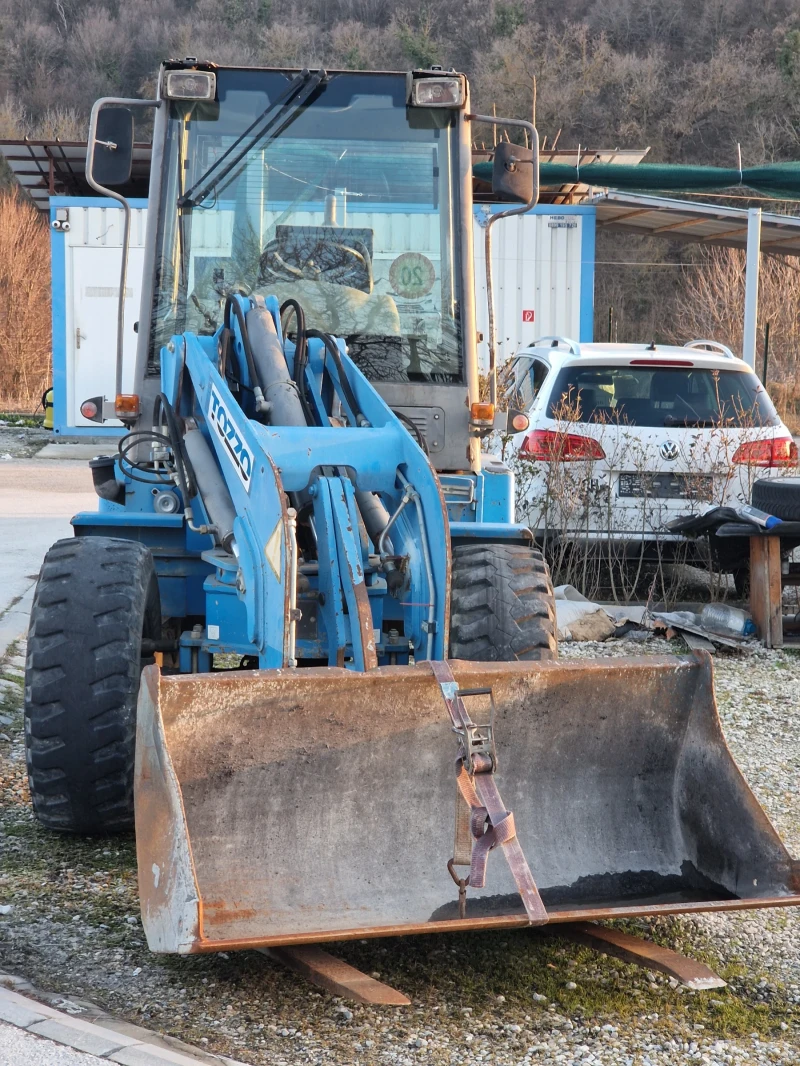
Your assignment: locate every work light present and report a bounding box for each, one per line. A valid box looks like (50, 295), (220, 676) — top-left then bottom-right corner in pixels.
(164, 71), (216, 101)
(409, 75), (465, 108)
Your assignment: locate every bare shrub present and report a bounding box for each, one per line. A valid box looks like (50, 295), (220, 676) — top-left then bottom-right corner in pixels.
(0, 189), (51, 410)
(673, 247), (800, 431)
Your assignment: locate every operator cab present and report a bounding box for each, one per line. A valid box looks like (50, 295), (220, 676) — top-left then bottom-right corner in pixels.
(150, 66), (471, 468)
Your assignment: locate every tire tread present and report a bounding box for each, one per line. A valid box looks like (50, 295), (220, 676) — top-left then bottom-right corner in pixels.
(450, 543), (557, 661)
(24, 537), (160, 834)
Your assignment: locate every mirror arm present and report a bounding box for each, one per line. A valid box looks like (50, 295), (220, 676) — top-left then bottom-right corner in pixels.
(467, 114), (539, 408)
(86, 97), (160, 404)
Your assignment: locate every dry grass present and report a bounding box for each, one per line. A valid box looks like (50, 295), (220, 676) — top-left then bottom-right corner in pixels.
(0, 190), (51, 412)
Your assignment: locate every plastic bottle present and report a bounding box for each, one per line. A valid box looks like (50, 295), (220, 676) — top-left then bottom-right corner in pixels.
(700, 602), (756, 638)
(734, 504), (782, 530)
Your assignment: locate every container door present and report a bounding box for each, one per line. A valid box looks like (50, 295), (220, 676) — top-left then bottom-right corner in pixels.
(68, 246), (145, 427)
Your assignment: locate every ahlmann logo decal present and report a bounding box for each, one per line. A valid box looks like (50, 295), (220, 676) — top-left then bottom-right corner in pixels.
(208, 386), (253, 492)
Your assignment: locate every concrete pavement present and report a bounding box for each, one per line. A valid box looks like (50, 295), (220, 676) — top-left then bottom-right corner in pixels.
(0, 1021), (107, 1065)
(0, 981), (246, 1065)
(0, 460), (95, 658)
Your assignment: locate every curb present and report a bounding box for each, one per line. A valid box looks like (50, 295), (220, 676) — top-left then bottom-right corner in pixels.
(0, 974), (249, 1066)
(0, 583), (35, 663)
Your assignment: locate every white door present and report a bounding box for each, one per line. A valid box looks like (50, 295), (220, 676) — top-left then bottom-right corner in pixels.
(69, 246), (144, 427)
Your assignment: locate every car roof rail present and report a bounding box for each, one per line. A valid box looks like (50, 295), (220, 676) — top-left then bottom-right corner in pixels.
(683, 339), (736, 360)
(531, 335), (581, 357)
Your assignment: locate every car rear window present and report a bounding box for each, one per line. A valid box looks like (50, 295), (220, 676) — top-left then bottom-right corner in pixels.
(545, 365), (780, 428)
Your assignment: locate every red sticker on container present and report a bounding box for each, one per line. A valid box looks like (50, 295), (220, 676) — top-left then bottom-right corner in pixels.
(522, 309), (535, 323)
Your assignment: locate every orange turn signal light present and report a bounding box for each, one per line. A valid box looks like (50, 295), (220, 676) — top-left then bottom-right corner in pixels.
(470, 401), (495, 424)
(115, 394), (140, 417)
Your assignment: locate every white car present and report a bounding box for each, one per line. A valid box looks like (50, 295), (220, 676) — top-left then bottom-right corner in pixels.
(506, 337), (797, 585)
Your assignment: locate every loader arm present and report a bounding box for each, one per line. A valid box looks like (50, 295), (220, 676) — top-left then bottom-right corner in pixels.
(161, 294), (450, 669)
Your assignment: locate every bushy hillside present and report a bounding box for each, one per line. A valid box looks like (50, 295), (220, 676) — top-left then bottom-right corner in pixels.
(2, 0), (800, 166)
(1, 0), (800, 402)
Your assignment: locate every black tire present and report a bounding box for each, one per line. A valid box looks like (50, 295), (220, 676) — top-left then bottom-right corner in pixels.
(449, 543), (557, 661)
(25, 537), (161, 834)
(752, 477), (800, 521)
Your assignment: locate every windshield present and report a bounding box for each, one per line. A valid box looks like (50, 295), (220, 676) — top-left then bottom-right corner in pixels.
(546, 365), (780, 428)
(150, 69), (464, 383)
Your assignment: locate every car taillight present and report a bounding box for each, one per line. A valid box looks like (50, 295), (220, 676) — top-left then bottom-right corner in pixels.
(731, 437), (798, 467)
(520, 429), (606, 462)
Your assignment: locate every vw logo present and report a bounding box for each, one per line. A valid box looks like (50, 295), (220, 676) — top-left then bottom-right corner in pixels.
(660, 440), (679, 461)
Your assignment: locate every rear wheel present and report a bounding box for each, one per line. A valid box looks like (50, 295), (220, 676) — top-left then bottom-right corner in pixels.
(25, 537), (161, 834)
(449, 543), (557, 661)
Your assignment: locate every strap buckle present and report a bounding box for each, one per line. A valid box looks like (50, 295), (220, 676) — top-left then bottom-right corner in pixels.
(450, 687), (497, 774)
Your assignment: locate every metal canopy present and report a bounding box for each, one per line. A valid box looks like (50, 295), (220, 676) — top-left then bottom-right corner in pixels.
(5, 139), (652, 212)
(593, 191), (800, 256)
(473, 147), (650, 205)
(0, 139), (152, 210)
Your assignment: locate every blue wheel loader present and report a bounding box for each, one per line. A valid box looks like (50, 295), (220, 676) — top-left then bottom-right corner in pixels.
(24, 61), (799, 954)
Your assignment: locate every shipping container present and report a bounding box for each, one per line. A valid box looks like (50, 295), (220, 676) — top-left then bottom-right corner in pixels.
(49, 197), (594, 434)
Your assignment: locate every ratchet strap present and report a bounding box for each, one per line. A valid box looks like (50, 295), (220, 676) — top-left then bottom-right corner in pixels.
(430, 660), (548, 925)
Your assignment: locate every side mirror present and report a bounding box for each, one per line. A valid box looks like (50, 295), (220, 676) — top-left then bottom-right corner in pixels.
(492, 141), (533, 204)
(90, 107), (134, 187)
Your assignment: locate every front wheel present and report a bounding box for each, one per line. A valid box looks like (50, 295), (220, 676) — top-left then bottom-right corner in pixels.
(25, 537), (161, 834)
(449, 542), (558, 661)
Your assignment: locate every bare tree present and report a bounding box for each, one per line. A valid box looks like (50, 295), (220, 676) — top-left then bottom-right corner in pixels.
(673, 246), (800, 430)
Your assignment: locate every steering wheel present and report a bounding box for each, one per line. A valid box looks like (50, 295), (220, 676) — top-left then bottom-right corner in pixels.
(259, 237), (373, 293)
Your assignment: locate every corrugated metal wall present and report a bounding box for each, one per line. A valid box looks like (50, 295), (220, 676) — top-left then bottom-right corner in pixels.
(473, 206), (593, 373)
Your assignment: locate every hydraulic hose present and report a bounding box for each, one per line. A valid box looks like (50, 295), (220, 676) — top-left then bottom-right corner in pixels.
(224, 296), (267, 412)
(154, 392), (197, 502)
(305, 328), (367, 427)
(280, 298), (315, 425)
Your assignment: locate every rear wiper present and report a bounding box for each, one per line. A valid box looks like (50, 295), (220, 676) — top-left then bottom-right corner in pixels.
(663, 415), (718, 428)
(179, 68), (327, 209)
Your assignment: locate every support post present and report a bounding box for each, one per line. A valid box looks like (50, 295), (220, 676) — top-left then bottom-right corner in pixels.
(749, 535), (783, 648)
(742, 207), (761, 369)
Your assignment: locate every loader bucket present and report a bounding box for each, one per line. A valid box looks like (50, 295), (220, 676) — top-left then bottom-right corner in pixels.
(134, 655), (800, 953)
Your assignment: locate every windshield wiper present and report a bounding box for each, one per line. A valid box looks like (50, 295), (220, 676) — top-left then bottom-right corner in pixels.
(179, 68), (327, 209)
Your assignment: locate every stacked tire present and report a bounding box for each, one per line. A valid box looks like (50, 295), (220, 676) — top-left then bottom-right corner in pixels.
(752, 477), (800, 521)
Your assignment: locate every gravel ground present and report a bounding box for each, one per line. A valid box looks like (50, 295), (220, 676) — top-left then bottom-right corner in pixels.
(1, 634), (798, 1066)
(0, 421), (53, 460)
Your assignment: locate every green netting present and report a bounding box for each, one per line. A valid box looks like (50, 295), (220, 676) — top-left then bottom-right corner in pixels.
(471, 160), (800, 200)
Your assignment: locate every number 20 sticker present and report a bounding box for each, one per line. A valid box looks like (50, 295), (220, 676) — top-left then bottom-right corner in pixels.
(389, 253), (436, 299)
(522, 309), (535, 323)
